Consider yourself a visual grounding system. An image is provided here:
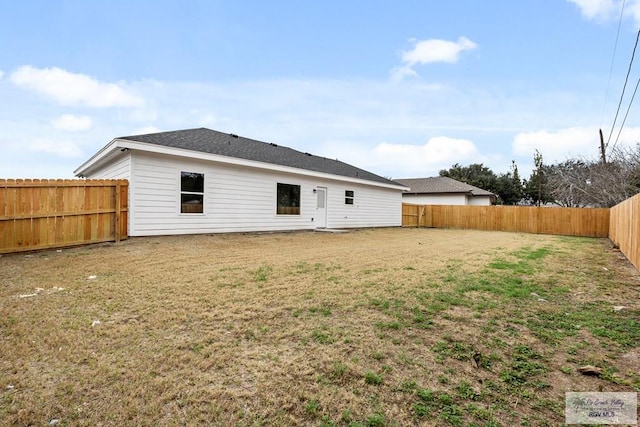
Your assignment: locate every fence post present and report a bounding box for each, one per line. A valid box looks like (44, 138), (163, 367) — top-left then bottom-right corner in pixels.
(114, 180), (121, 243)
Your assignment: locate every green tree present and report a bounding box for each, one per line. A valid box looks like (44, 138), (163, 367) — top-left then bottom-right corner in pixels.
(495, 160), (524, 205)
(439, 163), (499, 193)
(440, 162), (525, 205)
(523, 150), (553, 205)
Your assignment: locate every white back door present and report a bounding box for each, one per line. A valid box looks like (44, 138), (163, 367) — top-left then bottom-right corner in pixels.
(316, 187), (327, 228)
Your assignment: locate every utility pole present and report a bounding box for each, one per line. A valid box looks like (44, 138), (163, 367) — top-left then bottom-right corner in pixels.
(599, 128), (607, 164)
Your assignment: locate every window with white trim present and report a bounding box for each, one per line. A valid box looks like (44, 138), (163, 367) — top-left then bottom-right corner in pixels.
(345, 190), (354, 205)
(180, 171), (204, 214)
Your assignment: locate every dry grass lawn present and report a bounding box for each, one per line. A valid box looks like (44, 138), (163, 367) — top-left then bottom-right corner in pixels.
(1, 228), (639, 426)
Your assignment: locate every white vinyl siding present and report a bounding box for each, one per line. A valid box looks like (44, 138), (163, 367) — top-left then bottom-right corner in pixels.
(402, 193), (468, 205)
(83, 153), (131, 180)
(402, 193), (492, 206)
(128, 153), (307, 235)
(327, 184), (401, 229)
(90, 151), (402, 236)
(467, 195), (492, 206)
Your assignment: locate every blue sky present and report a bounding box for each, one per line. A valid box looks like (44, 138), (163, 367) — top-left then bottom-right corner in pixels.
(2, 0), (640, 179)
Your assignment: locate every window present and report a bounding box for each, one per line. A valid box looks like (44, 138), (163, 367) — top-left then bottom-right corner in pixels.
(345, 190), (354, 205)
(317, 188), (325, 208)
(277, 183), (300, 215)
(181, 171), (204, 214)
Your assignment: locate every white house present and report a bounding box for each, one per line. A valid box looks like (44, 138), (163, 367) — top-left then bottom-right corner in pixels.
(396, 177), (495, 206)
(75, 128), (408, 236)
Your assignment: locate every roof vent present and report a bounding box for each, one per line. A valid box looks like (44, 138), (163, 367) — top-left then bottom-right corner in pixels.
(270, 143), (278, 147)
(230, 133), (239, 138)
(304, 152), (312, 156)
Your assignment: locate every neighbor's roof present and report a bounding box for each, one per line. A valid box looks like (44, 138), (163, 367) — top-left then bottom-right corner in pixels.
(113, 127), (401, 186)
(395, 176), (495, 196)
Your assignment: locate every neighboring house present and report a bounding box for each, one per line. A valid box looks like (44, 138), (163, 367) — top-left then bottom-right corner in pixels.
(395, 176), (495, 206)
(75, 128), (408, 236)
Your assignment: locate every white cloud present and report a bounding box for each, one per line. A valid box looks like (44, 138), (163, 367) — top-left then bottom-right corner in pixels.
(626, 1), (640, 24)
(402, 37), (477, 66)
(50, 114), (92, 131)
(10, 66), (144, 108)
(567, 0), (640, 25)
(28, 139), (84, 158)
(392, 36), (477, 81)
(0, 70), (4, 80)
(376, 136), (479, 163)
(389, 66), (418, 82)
(567, 0), (617, 19)
(1, 72), (606, 178)
(599, 127), (640, 151)
(512, 126), (640, 162)
(513, 127), (599, 162)
(323, 136), (482, 178)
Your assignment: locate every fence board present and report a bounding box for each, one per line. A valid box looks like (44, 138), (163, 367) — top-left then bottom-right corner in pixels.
(609, 193), (640, 270)
(402, 203), (610, 237)
(0, 179), (128, 253)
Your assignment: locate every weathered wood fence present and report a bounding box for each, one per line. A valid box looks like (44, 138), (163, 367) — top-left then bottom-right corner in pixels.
(609, 193), (640, 270)
(402, 204), (610, 237)
(1, 179), (128, 253)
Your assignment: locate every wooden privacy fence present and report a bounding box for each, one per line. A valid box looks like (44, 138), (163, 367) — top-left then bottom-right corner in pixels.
(1, 179), (128, 253)
(402, 203), (610, 238)
(609, 193), (640, 270)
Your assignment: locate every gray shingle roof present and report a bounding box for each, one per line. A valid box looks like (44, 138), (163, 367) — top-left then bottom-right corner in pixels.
(395, 176), (495, 196)
(120, 128), (401, 186)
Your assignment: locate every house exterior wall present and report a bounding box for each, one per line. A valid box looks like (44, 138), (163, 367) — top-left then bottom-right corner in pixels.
(467, 195), (492, 206)
(87, 153), (132, 180)
(402, 193), (467, 205)
(402, 193), (492, 206)
(326, 183), (402, 229)
(89, 151), (401, 236)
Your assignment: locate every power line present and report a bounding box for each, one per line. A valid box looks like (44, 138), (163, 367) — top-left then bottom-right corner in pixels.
(612, 75), (640, 150)
(606, 27), (640, 149)
(601, 0), (626, 127)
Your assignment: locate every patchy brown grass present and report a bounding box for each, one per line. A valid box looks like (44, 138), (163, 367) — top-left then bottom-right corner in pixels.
(1, 228), (639, 426)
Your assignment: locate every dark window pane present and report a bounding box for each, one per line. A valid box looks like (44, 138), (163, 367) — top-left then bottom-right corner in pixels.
(181, 172), (204, 193)
(181, 194), (203, 213)
(345, 190), (354, 198)
(277, 183), (301, 215)
(345, 198), (354, 205)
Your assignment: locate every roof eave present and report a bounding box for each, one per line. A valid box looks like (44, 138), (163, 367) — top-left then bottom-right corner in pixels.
(74, 138), (124, 177)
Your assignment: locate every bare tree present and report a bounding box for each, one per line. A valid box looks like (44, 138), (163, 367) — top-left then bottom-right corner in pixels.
(545, 160), (590, 207)
(545, 144), (640, 208)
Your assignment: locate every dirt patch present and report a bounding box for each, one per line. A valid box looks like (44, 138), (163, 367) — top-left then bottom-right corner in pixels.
(1, 228), (638, 426)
